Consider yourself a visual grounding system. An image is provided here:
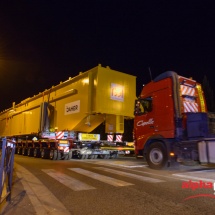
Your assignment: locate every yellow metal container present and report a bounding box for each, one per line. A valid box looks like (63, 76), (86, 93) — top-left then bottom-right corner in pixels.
(0, 64), (136, 136)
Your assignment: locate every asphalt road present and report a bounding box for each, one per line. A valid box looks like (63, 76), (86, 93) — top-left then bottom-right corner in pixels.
(0, 155), (215, 215)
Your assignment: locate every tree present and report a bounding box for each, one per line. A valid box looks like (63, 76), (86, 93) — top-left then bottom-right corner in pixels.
(202, 76), (215, 112)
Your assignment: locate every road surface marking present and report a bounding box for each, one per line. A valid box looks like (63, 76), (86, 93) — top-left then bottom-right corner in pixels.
(68, 168), (134, 187)
(15, 163), (71, 215)
(42, 169), (96, 191)
(75, 160), (147, 168)
(94, 167), (165, 183)
(173, 170), (215, 182)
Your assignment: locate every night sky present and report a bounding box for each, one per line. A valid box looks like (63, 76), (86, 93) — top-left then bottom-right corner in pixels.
(0, 1), (215, 111)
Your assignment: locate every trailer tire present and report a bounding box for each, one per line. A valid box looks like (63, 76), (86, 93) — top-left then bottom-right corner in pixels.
(111, 153), (118, 159)
(105, 155), (110, 159)
(57, 152), (62, 160)
(22, 148), (28, 156)
(41, 149), (45, 159)
(80, 155), (88, 159)
(67, 151), (72, 160)
(41, 149), (49, 159)
(34, 148), (40, 158)
(50, 149), (55, 160)
(146, 142), (167, 170)
(17, 147), (22, 155)
(27, 148), (34, 157)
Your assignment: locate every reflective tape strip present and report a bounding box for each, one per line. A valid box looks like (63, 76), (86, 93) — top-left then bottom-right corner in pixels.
(115, 135), (122, 142)
(183, 101), (198, 112)
(181, 85), (195, 96)
(107, 135), (113, 142)
(64, 147), (69, 152)
(56, 132), (64, 139)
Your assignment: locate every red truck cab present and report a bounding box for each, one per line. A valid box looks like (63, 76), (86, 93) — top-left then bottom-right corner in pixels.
(133, 71), (208, 169)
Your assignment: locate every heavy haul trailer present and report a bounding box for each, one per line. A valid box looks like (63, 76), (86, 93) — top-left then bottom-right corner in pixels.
(133, 71), (215, 169)
(0, 64), (136, 160)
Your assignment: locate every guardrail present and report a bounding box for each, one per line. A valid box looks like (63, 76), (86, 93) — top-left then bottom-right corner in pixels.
(0, 138), (16, 203)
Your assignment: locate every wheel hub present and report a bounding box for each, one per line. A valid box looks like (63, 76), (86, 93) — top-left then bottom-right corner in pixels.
(150, 148), (163, 164)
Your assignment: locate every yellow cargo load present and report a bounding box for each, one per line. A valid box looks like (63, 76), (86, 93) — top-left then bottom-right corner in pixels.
(0, 64), (136, 137)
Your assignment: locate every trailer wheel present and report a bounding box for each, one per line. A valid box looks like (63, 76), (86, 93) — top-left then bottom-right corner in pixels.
(50, 149), (54, 160)
(41, 149), (45, 159)
(34, 148), (40, 158)
(22, 148), (28, 156)
(110, 152), (118, 159)
(66, 151), (72, 160)
(57, 152), (62, 160)
(17, 147), (22, 155)
(27, 148), (33, 157)
(41, 149), (49, 159)
(105, 155), (110, 159)
(146, 142), (167, 169)
(80, 155), (88, 159)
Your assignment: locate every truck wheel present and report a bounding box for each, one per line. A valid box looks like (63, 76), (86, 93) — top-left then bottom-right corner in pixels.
(146, 142), (167, 169)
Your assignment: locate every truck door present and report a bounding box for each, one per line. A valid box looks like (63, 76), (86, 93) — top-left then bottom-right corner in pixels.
(134, 97), (154, 149)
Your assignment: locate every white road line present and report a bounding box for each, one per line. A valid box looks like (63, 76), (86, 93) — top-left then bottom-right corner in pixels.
(94, 167), (165, 183)
(76, 160), (147, 168)
(42, 169), (95, 191)
(15, 163), (71, 215)
(68, 168), (134, 187)
(172, 170), (215, 182)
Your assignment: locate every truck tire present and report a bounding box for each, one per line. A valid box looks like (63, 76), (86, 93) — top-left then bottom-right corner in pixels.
(146, 142), (167, 169)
